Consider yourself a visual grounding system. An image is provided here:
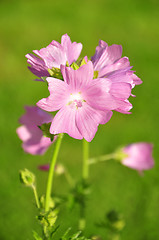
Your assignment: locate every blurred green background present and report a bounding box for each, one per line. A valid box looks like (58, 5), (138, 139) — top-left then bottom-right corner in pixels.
(0, 0), (159, 239)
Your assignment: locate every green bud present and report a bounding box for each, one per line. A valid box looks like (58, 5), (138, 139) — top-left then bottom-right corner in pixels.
(19, 169), (35, 187)
(38, 122), (55, 141)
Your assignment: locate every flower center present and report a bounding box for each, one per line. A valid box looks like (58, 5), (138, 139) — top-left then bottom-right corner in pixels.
(68, 92), (85, 109)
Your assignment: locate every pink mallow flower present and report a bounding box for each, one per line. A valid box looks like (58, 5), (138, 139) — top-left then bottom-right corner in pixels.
(91, 40), (142, 113)
(17, 106), (55, 155)
(121, 143), (154, 172)
(26, 34), (82, 80)
(37, 61), (132, 142)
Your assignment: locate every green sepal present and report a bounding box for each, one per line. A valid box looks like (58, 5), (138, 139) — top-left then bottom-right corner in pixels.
(80, 58), (87, 67)
(93, 71), (99, 79)
(114, 147), (128, 162)
(70, 62), (79, 70)
(38, 122), (55, 141)
(66, 61), (69, 67)
(48, 67), (63, 80)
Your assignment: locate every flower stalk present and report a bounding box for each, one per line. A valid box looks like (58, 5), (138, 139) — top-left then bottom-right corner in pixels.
(82, 139), (89, 180)
(45, 133), (63, 212)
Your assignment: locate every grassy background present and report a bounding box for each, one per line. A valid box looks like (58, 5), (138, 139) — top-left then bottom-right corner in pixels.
(0, 0), (159, 239)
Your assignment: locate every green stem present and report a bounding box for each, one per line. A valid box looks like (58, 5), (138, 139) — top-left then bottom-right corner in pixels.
(78, 139), (89, 231)
(45, 133), (63, 212)
(32, 185), (40, 209)
(89, 153), (116, 165)
(82, 139), (89, 180)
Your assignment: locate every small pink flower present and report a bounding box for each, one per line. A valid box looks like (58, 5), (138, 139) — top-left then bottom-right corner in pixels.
(17, 106), (55, 155)
(122, 143), (154, 172)
(26, 34), (82, 80)
(92, 40), (142, 113)
(37, 61), (132, 142)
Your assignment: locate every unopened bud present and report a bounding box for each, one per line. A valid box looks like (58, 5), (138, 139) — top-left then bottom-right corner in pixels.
(19, 169), (35, 187)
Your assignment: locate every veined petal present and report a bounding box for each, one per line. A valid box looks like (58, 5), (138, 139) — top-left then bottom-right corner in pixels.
(50, 106), (83, 139)
(99, 110), (113, 124)
(115, 99), (132, 114)
(76, 103), (106, 142)
(34, 44), (67, 69)
(98, 57), (130, 78)
(61, 34), (83, 65)
(110, 82), (132, 100)
(61, 61), (94, 90)
(37, 78), (69, 112)
(85, 78), (118, 111)
(92, 44), (122, 71)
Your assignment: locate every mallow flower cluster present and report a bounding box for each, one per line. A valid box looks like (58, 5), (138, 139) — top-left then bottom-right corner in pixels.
(18, 34), (143, 152)
(25, 34), (142, 142)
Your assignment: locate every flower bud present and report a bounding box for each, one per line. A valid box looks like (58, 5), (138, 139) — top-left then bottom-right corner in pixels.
(117, 142), (154, 172)
(19, 169), (35, 187)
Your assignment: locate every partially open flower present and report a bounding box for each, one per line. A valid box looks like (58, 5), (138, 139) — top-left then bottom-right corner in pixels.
(26, 34), (82, 81)
(17, 106), (56, 155)
(121, 143), (154, 172)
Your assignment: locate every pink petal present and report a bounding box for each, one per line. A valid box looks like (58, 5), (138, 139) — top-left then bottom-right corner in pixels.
(16, 126), (31, 141)
(19, 106), (53, 126)
(37, 78), (69, 112)
(93, 43), (122, 71)
(50, 105), (83, 140)
(23, 136), (52, 155)
(110, 82), (132, 100)
(122, 143), (154, 171)
(98, 57), (130, 78)
(61, 34), (83, 65)
(115, 99), (132, 114)
(61, 61), (94, 90)
(34, 44), (66, 69)
(99, 110), (113, 124)
(85, 78), (118, 111)
(75, 103), (108, 142)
